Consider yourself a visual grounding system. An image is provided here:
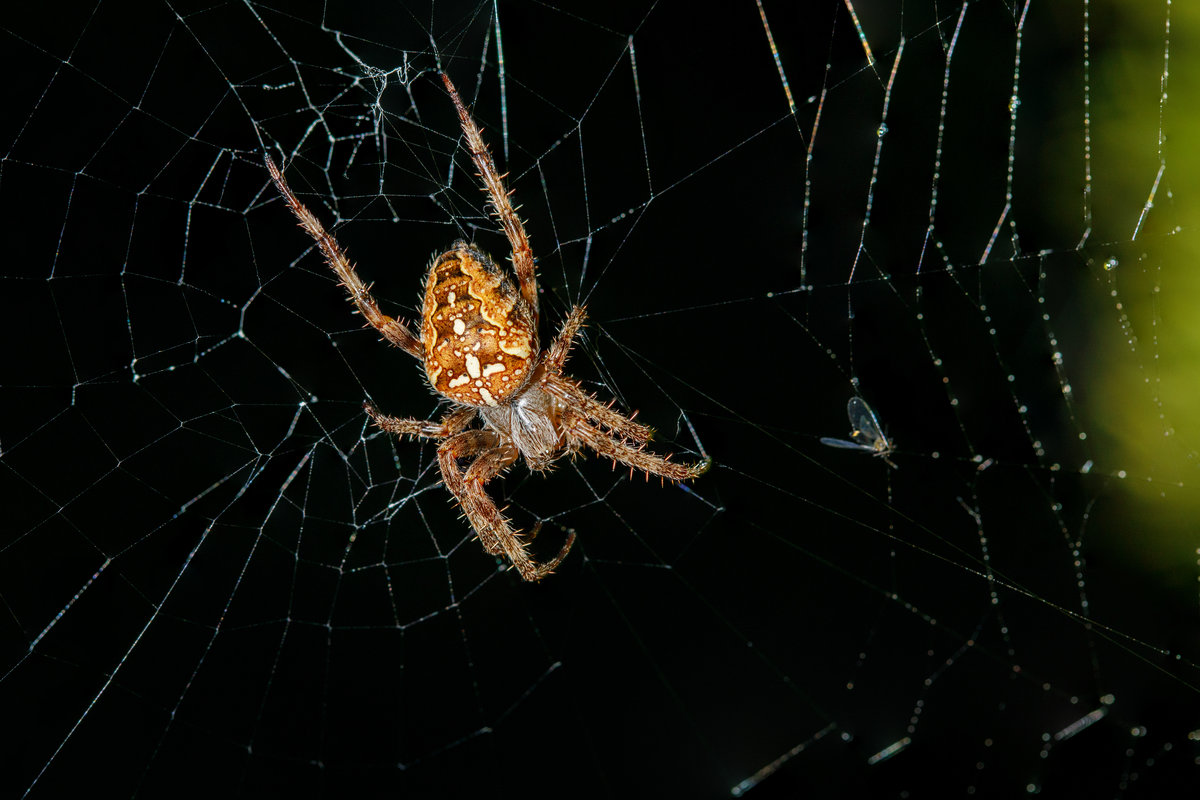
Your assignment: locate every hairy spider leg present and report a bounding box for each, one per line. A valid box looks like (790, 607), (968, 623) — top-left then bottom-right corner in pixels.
(364, 405), (476, 439)
(265, 155), (422, 359)
(543, 373), (654, 445)
(540, 306), (656, 444)
(544, 305), (588, 372)
(437, 429), (576, 580)
(441, 72), (539, 317)
(562, 410), (711, 482)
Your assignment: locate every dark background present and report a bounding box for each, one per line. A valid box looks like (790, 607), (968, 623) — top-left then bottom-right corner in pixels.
(3, 1), (1199, 797)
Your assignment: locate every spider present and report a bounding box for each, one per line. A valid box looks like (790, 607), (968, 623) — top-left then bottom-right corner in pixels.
(265, 72), (710, 581)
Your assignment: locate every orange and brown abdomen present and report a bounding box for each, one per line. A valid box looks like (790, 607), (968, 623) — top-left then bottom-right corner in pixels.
(422, 241), (538, 407)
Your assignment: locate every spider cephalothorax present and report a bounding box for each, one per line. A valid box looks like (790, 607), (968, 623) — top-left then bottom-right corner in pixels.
(265, 72), (709, 581)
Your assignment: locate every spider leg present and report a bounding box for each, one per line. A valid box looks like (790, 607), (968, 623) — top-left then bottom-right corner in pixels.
(540, 307), (656, 444)
(441, 72), (538, 318)
(365, 404), (476, 439)
(543, 373), (655, 445)
(563, 411), (711, 483)
(437, 430), (576, 581)
(265, 155), (422, 358)
(436, 430), (507, 557)
(545, 305), (588, 373)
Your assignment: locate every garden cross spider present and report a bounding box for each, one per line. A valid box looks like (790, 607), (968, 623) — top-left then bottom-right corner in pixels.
(265, 72), (710, 581)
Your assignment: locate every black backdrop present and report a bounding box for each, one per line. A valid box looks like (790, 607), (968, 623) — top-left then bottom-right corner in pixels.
(3, 2), (1200, 797)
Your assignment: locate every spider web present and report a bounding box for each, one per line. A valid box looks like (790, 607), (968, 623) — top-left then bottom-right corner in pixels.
(3, 0), (1199, 796)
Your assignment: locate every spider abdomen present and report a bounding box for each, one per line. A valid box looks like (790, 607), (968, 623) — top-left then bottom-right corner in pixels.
(422, 241), (538, 407)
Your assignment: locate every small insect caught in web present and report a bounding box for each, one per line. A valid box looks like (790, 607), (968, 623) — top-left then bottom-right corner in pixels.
(820, 397), (897, 469)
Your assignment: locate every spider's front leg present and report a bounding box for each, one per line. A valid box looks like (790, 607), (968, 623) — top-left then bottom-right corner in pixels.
(436, 430), (576, 581)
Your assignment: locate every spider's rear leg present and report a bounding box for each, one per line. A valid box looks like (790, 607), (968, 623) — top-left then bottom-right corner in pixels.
(441, 72), (538, 315)
(264, 154), (422, 358)
(545, 305), (588, 373)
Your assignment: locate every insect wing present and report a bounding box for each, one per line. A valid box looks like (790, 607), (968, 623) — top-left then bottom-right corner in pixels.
(846, 397), (887, 450)
(820, 436), (873, 452)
